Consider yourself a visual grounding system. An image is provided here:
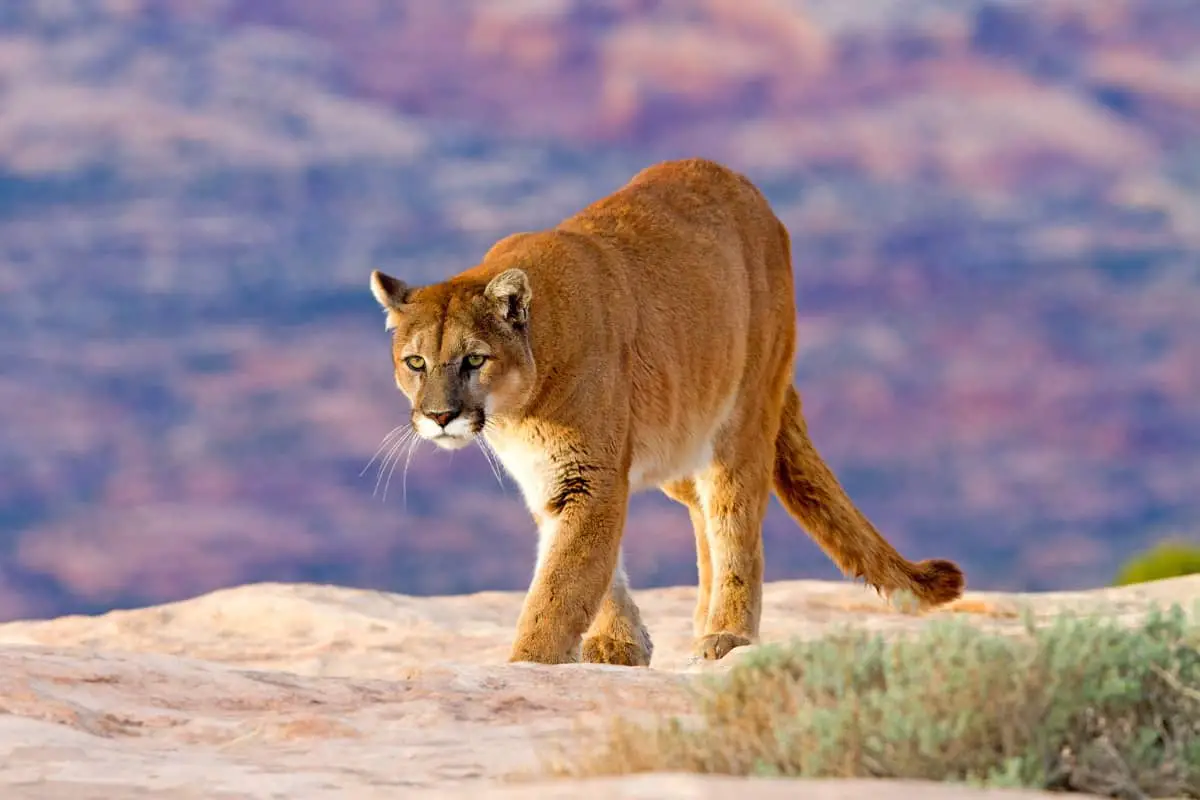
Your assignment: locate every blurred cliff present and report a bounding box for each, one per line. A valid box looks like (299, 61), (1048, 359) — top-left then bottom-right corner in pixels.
(1, 0), (1198, 620)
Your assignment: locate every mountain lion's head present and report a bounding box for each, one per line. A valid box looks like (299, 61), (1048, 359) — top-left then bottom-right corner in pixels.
(369, 268), (536, 450)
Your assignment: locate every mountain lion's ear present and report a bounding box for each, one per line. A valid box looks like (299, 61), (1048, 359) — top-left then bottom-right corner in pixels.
(485, 268), (532, 327)
(370, 270), (409, 311)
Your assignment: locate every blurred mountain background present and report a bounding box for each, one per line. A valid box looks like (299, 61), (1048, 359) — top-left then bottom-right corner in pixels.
(1, 0), (1198, 621)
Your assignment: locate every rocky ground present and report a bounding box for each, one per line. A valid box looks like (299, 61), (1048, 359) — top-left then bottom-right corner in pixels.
(1, 574), (1197, 798)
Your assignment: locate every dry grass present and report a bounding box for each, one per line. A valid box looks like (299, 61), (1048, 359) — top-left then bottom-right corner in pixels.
(548, 605), (1200, 798)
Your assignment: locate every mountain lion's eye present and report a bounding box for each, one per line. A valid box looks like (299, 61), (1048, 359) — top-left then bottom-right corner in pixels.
(403, 355), (426, 371)
(464, 354), (487, 369)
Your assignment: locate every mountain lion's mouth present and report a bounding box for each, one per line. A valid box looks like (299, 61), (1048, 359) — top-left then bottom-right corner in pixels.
(430, 432), (474, 451)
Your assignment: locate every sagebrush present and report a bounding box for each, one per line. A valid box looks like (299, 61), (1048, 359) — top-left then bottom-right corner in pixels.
(551, 606), (1200, 797)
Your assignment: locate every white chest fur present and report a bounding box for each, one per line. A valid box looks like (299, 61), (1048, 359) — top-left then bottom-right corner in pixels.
(483, 427), (559, 573)
(484, 428), (554, 516)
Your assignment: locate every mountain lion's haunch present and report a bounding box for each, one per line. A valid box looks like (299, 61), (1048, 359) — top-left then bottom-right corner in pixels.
(369, 158), (965, 666)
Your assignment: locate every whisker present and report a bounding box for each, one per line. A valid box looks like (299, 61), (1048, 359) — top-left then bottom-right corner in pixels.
(360, 424), (409, 477)
(400, 435), (422, 507)
(370, 419), (508, 505)
(476, 438), (506, 491)
(374, 429), (414, 499)
(382, 429), (421, 504)
(381, 437), (406, 503)
(372, 439), (398, 497)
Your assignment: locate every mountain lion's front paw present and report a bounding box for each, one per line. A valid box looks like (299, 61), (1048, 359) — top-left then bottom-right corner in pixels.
(581, 635), (651, 667)
(693, 632), (752, 661)
(507, 634), (579, 665)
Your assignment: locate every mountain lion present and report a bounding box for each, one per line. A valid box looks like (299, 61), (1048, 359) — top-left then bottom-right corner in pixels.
(368, 158), (965, 666)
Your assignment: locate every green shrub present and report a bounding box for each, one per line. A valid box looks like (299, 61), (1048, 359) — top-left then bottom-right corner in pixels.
(552, 606), (1200, 797)
(1115, 540), (1200, 586)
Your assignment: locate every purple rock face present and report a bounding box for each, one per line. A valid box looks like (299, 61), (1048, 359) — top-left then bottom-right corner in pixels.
(1, 0), (1198, 621)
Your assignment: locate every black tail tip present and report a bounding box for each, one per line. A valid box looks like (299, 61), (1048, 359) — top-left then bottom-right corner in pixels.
(912, 559), (966, 606)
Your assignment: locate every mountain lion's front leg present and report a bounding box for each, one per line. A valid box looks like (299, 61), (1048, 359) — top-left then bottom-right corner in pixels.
(509, 472), (629, 665)
(581, 553), (653, 667)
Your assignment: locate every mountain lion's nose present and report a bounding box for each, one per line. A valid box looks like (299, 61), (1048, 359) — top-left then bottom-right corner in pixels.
(427, 410), (459, 428)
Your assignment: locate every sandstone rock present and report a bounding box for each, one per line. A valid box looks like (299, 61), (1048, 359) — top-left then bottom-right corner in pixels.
(1, 575), (1196, 798)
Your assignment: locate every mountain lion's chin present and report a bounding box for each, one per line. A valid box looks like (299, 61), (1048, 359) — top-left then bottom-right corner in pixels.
(430, 433), (473, 452)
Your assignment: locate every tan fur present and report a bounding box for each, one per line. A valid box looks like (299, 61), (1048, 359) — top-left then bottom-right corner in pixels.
(369, 158), (965, 666)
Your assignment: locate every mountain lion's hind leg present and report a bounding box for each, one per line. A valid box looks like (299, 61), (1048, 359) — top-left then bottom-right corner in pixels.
(581, 553), (653, 667)
(691, 420), (776, 660)
(661, 479), (712, 638)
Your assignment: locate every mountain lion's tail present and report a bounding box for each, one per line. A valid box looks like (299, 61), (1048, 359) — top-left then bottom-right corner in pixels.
(773, 386), (965, 608)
